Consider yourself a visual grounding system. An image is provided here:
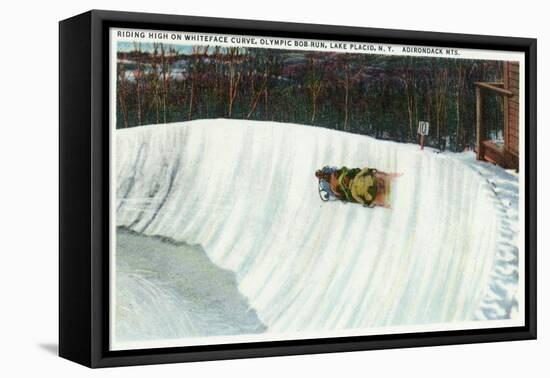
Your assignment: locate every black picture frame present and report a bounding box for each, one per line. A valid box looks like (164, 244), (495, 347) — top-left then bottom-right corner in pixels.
(59, 9), (537, 368)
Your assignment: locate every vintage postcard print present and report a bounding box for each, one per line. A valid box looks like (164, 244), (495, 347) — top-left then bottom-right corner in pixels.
(109, 27), (525, 350)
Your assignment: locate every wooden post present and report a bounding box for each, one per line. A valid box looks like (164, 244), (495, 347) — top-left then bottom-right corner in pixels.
(503, 62), (510, 152)
(417, 121), (429, 150)
(475, 86), (483, 161)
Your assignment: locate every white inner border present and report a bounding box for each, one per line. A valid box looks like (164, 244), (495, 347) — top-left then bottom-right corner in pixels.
(108, 27), (526, 351)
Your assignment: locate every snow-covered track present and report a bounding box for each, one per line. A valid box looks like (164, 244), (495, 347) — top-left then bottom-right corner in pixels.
(115, 119), (519, 335)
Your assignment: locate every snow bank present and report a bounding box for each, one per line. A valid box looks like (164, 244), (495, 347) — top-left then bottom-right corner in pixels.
(115, 119), (519, 335)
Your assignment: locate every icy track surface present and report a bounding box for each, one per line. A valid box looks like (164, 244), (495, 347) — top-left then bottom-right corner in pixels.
(115, 120), (519, 337)
(115, 228), (266, 342)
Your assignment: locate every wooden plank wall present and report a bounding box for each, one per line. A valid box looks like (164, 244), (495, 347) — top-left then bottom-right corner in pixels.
(505, 62), (520, 157)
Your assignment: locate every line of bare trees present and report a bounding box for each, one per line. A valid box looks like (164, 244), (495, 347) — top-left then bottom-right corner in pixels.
(116, 43), (503, 151)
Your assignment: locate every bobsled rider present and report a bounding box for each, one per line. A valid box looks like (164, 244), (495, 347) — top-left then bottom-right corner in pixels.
(315, 166), (399, 208)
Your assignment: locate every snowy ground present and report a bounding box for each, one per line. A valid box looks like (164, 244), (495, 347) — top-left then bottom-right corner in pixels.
(113, 119), (520, 348)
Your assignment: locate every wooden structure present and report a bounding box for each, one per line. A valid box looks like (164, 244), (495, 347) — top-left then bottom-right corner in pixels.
(475, 62), (520, 170)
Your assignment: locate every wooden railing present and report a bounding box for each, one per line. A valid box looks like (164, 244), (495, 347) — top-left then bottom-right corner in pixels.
(475, 82), (514, 164)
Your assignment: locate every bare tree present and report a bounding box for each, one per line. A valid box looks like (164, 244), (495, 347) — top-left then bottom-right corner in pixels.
(432, 60), (449, 150)
(246, 50), (274, 119)
(226, 47), (242, 118)
(150, 43), (161, 124)
(454, 61), (466, 150)
(188, 45), (209, 120)
(305, 53), (325, 124)
(212, 46), (224, 115)
(132, 42), (145, 125)
(400, 57), (418, 140)
(117, 62), (129, 128)
(336, 54), (366, 131)
(159, 44), (176, 123)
